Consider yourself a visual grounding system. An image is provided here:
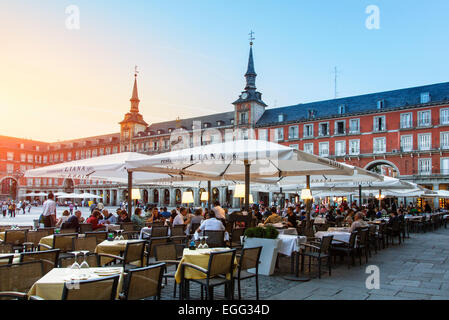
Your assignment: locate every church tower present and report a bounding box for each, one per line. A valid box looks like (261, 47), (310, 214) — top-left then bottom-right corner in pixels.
(232, 32), (267, 131)
(119, 69), (148, 151)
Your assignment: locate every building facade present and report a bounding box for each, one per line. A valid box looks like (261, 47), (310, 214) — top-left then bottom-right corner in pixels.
(2, 42), (449, 207)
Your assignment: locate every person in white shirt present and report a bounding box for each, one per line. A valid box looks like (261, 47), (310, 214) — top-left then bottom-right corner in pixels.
(173, 207), (188, 226)
(197, 211), (225, 233)
(42, 193), (57, 227)
(212, 201), (226, 221)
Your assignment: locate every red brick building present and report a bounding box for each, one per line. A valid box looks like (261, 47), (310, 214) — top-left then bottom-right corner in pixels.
(2, 42), (449, 207)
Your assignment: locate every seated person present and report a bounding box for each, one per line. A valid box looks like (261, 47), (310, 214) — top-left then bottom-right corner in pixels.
(85, 210), (105, 230)
(349, 212), (369, 233)
(117, 210), (131, 223)
(190, 208), (204, 225)
(62, 210), (84, 231)
(326, 209), (337, 223)
(196, 211), (225, 234)
(56, 210), (71, 228)
(160, 207), (171, 219)
(298, 211), (307, 221)
(285, 207), (298, 227)
(148, 207), (165, 224)
(131, 208), (147, 230)
(99, 209), (117, 225)
(263, 207), (283, 225)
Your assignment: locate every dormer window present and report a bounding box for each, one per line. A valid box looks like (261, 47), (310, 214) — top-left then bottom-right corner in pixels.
(216, 120), (223, 126)
(157, 129), (163, 135)
(377, 100), (385, 110)
(203, 123), (210, 128)
(308, 110), (315, 119)
(338, 105), (345, 114)
(278, 114), (284, 122)
(421, 92), (430, 104)
(168, 128), (173, 133)
(230, 119), (234, 125)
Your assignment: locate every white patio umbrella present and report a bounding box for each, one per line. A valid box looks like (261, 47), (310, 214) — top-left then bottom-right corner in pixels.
(24, 152), (183, 216)
(80, 192), (102, 199)
(54, 192), (68, 197)
(126, 139), (383, 210)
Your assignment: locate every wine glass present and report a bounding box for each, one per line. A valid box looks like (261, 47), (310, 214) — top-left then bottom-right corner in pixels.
(79, 251), (90, 268)
(70, 251), (81, 269)
(198, 236), (204, 249)
(118, 230), (125, 240)
(203, 236), (209, 249)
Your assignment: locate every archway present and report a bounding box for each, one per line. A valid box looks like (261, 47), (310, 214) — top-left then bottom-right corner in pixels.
(153, 189), (159, 204)
(212, 187), (219, 203)
(143, 190), (148, 204)
(175, 189), (182, 205)
(364, 160), (400, 177)
(0, 177), (18, 200)
(163, 189), (170, 205)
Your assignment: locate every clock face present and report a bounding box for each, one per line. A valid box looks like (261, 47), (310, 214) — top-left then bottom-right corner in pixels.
(241, 92), (248, 99)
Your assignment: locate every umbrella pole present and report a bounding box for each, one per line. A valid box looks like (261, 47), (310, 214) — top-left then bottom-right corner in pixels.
(244, 160), (250, 213)
(207, 180), (211, 212)
(305, 175), (314, 238)
(127, 171), (133, 218)
(359, 184), (362, 208)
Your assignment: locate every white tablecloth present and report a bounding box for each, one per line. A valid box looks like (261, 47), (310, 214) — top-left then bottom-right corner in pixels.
(278, 228), (298, 235)
(443, 215), (449, 220)
(277, 234), (307, 256)
(315, 231), (350, 244)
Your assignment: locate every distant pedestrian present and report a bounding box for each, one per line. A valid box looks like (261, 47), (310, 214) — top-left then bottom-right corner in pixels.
(42, 192), (57, 227)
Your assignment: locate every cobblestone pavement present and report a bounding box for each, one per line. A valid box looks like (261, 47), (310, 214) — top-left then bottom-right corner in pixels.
(162, 227), (449, 300)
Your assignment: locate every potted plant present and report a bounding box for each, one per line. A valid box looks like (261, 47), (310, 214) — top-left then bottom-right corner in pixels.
(242, 226), (281, 276)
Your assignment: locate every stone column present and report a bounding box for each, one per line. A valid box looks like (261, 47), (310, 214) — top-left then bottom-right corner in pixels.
(159, 188), (164, 206)
(102, 190), (107, 205)
(433, 184), (440, 209)
(169, 188), (176, 207)
(193, 188), (200, 207)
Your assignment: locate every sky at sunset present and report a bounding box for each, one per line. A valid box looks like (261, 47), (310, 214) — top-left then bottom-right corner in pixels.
(2, 0), (449, 142)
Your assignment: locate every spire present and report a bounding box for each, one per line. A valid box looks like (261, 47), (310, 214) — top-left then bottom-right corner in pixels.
(130, 67), (140, 113)
(245, 31), (257, 91)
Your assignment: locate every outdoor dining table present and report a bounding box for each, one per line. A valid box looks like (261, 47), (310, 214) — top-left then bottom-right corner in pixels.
(278, 234), (307, 256)
(278, 228), (298, 235)
(95, 239), (143, 265)
(327, 227), (350, 232)
(27, 267), (124, 300)
(315, 231), (351, 244)
(174, 248), (237, 284)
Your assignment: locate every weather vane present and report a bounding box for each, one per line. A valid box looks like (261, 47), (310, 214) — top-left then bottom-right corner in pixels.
(249, 30), (255, 45)
(134, 65), (139, 77)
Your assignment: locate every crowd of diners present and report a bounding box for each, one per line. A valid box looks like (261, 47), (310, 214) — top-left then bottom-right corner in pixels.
(37, 189), (446, 235)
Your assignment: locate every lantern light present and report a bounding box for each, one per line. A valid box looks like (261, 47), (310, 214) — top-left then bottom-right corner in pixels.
(300, 188), (313, 200)
(181, 191), (194, 204)
(131, 189), (141, 200)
